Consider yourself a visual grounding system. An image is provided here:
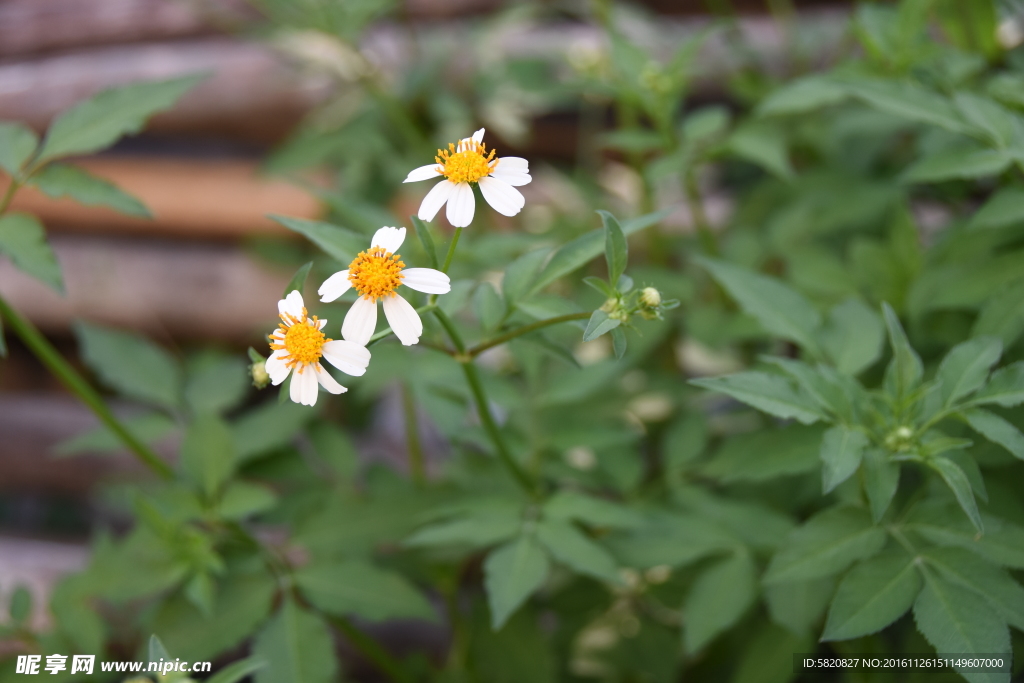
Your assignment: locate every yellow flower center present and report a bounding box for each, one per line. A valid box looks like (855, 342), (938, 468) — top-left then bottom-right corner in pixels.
(435, 140), (498, 184)
(348, 248), (405, 300)
(269, 308), (330, 369)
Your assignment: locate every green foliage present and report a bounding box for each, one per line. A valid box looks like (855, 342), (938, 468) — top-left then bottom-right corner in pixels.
(76, 322), (181, 411)
(29, 164), (150, 217)
(484, 534), (550, 630)
(0, 213), (63, 292)
(252, 599), (338, 683)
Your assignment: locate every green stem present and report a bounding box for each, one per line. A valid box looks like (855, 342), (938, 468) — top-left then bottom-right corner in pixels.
(432, 309), (537, 497)
(327, 615), (414, 683)
(685, 169), (718, 256)
(0, 179), (20, 215)
(0, 295), (174, 479)
(401, 382), (426, 485)
(440, 226), (463, 274)
(467, 312), (591, 358)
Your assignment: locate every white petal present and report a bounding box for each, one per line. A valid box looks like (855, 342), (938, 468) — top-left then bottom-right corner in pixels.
(418, 180), (455, 222)
(265, 353), (291, 386)
(278, 290), (305, 320)
(497, 156), (528, 170)
(322, 339), (371, 377)
(404, 163), (443, 183)
(314, 363), (346, 394)
(489, 168), (532, 187)
(291, 365), (318, 406)
(401, 267), (451, 294)
(478, 176), (526, 217)
(382, 293), (423, 346)
(342, 296), (378, 346)
(371, 226), (406, 254)
(318, 319), (327, 330)
(446, 182), (476, 227)
(318, 270), (351, 302)
(472, 128), (485, 143)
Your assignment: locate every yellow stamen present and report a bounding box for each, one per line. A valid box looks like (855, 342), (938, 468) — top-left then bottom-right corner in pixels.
(348, 247), (405, 300)
(269, 307), (330, 370)
(435, 140), (498, 184)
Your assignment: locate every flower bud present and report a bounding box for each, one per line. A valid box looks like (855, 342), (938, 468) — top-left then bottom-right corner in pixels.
(250, 360), (270, 389)
(640, 287), (661, 308)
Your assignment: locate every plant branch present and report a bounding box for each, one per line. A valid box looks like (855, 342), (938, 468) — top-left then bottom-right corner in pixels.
(0, 295), (174, 479)
(467, 312), (590, 358)
(401, 382), (426, 485)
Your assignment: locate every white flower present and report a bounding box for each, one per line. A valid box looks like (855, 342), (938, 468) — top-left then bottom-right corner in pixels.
(403, 128), (531, 228)
(266, 290), (371, 406)
(318, 226), (451, 346)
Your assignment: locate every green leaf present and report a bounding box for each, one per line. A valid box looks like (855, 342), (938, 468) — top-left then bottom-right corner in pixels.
(822, 550), (922, 641)
(764, 506), (887, 583)
(731, 622), (812, 683)
(405, 506), (520, 550)
(410, 215), (438, 269)
(697, 257), (821, 353)
(842, 78), (972, 136)
(76, 321), (181, 410)
(604, 513), (738, 569)
(598, 210), (628, 285)
(928, 456), (983, 533)
(38, 75), (205, 162)
(881, 303), (923, 403)
(0, 122), (38, 175)
(921, 546), (1024, 632)
(582, 309), (621, 342)
(703, 424), (822, 482)
(611, 326), (627, 359)
(663, 414), (708, 472)
(969, 187), (1024, 230)
(283, 261), (312, 298)
(763, 576), (836, 637)
(543, 491), (644, 529)
(0, 213), (63, 292)
(960, 409), (1024, 461)
(185, 571), (215, 619)
(8, 586), (31, 624)
(29, 163), (151, 217)
(484, 535), (550, 630)
(232, 400), (314, 463)
(535, 519), (621, 584)
(295, 560), (434, 622)
(901, 148), (1012, 183)
(820, 298), (884, 375)
(184, 353), (249, 417)
(757, 75), (849, 116)
(683, 549), (757, 654)
(149, 635), (181, 680)
(903, 503), (1024, 569)
(529, 209), (669, 295)
(503, 247), (550, 306)
(474, 281), (505, 332)
(820, 425), (869, 494)
(54, 412), (176, 456)
(216, 481), (278, 520)
(690, 371), (825, 424)
(307, 421), (357, 480)
(180, 415), (235, 499)
(912, 573), (1010, 683)
(954, 92), (1015, 148)
(253, 598), (337, 683)
(862, 448), (900, 522)
(725, 121), (794, 180)
(269, 215), (366, 265)
(205, 657), (267, 683)
(972, 281), (1024, 346)
(968, 362), (1024, 408)
(936, 337), (1002, 408)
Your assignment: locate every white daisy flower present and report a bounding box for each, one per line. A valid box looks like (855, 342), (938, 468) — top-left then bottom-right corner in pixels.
(318, 226), (451, 346)
(403, 128), (531, 228)
(266, 290), (371, 406)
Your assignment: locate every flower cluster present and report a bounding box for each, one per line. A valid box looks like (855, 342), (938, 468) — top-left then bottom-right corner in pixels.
(264, 129), (531, 405)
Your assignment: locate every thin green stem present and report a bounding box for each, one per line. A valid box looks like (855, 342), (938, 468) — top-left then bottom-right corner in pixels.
(401, 382), (426, 485)
(0, 295), (173, 479)
(432, 308), (466, 354)
(467, 312), (590, 358)
(440, 226), (463, 274)
(0, 179), (20, 215)
(327, 615), (414, 683)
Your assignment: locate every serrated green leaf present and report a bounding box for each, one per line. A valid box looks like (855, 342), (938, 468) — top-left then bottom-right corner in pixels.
(842, 78), (973, 136)
(937, 337), (1002, 408)
(484, 535), (550, 630)
(0, 122), (38, 175)
(703, 425), (822, 482)
(820, 425), (869, 494)
(902, 148), (1012, 183)
(38, 75), (205, 162)
(604, 512), (738, 569)
(535, 519), (621, 584)
(0, 212), (63, 292)
(929, 457), (983, 533)
(295, 560), (434, 622)
(216, 481), (277, 520)
(697, 257), (821, 353)
(410, 215), (438, 269)
(253, 599), (337, 683)
(954, 92), (1015, 148)
(903, 503), (1024, 569)
(820, 298), (884, 375)
(598, 210), (628, 285)
(763, 576), (836, 637)
(283, 261), (312, 298)
(690, 371), (825, 424)
(582, 309), (621, 342)
(54, 412), (176, 457)
(921, 546), (1024, 631)
(544, 490), (644, 529)
(270, 214), (366, 265)
(405, 508), (520, 550)
(969, 187), (1024, 230)
(205, 657), (267, 683)
(912, 573), (1010, 683)
(764, 506), (886, 583)
(863, 448), (900, 522)
(725, 121), (794, 180)
(971, 281), (1024, 346)
(757, 75), (849, 116)
(968, 362), (1024, 408)
(881, 303), (923, 404)
(180, 415), (234, 499)
(960, 409), (1024, 461)
(76, 321), (181, 410)
(683, 549), (756, 654)
(822, 550), (922, 641)
(29, 163), (151, 217)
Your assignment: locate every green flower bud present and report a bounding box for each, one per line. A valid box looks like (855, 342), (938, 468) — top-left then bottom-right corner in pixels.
(250, 359), (270, 389)
(640, 287), (661, 308)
